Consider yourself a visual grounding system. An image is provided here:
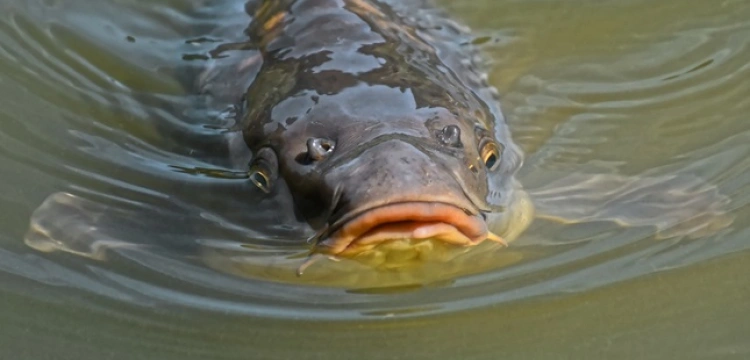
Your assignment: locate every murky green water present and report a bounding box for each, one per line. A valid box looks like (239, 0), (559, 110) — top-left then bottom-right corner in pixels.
(1, 0), (748, 359)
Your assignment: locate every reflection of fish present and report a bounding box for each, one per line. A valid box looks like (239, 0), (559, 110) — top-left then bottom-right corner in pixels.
(207, 0), (533, 257)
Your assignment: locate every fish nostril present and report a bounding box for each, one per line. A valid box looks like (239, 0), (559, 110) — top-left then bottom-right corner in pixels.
(437, 124), (462, 148)
(307, 137), (336, 161)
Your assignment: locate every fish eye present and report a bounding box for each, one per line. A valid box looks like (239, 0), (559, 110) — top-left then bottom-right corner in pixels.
(480, 141), (501, 171)
(248, 147), (278, 193)
(249, 167), (272, 193)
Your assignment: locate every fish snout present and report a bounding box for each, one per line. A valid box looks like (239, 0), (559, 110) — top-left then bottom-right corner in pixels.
(316, 139), (504, 255)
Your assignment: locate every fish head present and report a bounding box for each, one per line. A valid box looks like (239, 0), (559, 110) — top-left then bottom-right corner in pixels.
(244, 84), (524, 257)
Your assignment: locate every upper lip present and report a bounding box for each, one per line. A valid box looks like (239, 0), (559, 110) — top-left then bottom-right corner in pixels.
(312, 200), (491, 255)
(325, 194), (482, 239)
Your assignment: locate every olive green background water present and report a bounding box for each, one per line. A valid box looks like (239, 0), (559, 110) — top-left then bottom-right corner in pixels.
(1, 0), (749, 359)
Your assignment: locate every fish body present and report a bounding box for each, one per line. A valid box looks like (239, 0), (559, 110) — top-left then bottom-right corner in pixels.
(218, 0), (531, 256)
(21, 0), (732, 287)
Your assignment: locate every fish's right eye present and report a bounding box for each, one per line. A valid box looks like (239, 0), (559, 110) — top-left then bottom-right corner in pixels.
(248, 147), (278, 193)
(249, 167), (272, 193)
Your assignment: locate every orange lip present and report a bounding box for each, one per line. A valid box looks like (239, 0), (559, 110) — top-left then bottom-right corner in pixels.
(317, 202), (505, 255)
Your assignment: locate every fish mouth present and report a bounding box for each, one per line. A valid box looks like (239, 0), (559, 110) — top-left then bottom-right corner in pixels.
(315, 202), (506, 256)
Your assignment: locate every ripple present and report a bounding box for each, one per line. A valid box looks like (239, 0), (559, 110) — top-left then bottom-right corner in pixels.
(1, 0), (748, 325)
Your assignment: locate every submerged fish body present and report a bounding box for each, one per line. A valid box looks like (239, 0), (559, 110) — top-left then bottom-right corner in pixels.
(209, 0), (531, 256)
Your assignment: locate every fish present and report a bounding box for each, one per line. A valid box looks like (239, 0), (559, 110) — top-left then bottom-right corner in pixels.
(24, 0), (732, 284)
(203, 0), (533, 258)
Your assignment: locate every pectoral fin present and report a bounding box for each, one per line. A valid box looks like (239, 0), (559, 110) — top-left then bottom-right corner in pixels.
(526, 172), (734, 239)
(24, 192), (142, 260)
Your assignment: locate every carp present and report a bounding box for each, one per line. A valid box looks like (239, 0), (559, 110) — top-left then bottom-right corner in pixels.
(24, 0), (732, 285)
(208, 0), (532, 257)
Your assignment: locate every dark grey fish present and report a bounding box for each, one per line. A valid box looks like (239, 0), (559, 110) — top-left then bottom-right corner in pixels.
(24, 0), (732, 282)
(203, 0), (530, 257)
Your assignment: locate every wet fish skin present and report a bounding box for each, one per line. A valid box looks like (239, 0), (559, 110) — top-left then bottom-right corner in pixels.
(227, 0), (525, 253)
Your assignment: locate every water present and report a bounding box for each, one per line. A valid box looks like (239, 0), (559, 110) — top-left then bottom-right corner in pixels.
(1, 0), (749, 359)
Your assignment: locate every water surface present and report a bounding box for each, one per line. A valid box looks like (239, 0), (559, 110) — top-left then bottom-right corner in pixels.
(0, 0), (748, 359)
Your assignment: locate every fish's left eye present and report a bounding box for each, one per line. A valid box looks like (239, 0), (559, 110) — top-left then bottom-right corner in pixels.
(480, 141), (501, 171)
